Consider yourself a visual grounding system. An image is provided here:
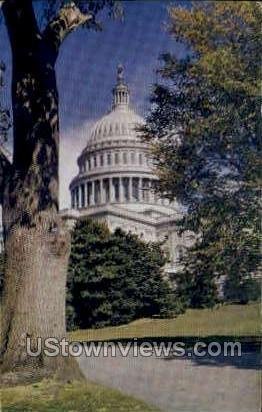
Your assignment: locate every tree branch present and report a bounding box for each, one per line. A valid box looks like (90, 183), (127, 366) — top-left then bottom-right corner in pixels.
(43, 2), (93, 52)
(2, 0), (40, 53)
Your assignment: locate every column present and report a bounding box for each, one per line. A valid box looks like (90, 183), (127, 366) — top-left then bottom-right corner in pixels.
(101, 179), (106, 204)
(133, 177), (139, 202)
(128, 177), (132, 202)
(98, 180), (102, 204)
(109, 177), (115, 203)
(145, 179), (150, 203)
(114, 177), (120, 202)
(141, 178), (146, 202)
(138, 178), (142, 202)
(75, 189), (78, 208)
(81, 183), (85, 208)
(151, 180), (156, 203)
(90, 181), (95, 206)
(94, 180), (100, 205)
(153, 180), (158, 204)
(86, 182), (89, 206)
(104, 179), (110, 203)
(71, 190), (75, 209)
(130, 177), (134, 202)
(119, 177), (124, 203)
(148, 180), (152, 204)
(76, 186), (79, 209)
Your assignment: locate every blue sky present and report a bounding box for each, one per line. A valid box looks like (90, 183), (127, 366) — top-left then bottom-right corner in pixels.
(0, 0), (187, 208)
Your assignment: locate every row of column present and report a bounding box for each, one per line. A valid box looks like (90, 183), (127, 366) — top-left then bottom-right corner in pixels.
(81, 151), (147, 173)
(71, 177), (159, 209)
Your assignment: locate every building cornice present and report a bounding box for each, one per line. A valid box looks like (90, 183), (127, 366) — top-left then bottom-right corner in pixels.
(69, 170), (157, 188)
(60, 204), (180, 228)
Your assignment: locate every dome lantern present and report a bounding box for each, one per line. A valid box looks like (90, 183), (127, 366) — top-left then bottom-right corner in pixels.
(112, 64), (130, 110)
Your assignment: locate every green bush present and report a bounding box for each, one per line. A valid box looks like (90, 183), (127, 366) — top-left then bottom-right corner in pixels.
(224, 277), (260, 304)
(67, 219), (177, 330)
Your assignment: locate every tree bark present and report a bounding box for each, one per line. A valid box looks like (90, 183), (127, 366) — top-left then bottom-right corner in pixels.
(0, 0), (86, 383)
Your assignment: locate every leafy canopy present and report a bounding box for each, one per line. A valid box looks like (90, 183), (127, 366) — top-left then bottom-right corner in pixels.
(0, 1), (122, 27)
(143, 1), (261, 307)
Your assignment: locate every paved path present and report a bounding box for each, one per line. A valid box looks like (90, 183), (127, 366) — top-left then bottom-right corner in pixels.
(77, 345), (261, 412)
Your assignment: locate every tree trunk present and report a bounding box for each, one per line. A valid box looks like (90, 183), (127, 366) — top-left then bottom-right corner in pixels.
(0, 216), (84, 383)
(0, 1), (84, 383)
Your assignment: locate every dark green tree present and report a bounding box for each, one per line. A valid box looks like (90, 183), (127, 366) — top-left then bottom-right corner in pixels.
(142, 1), (261, 307)
(67, 219), (176, 330)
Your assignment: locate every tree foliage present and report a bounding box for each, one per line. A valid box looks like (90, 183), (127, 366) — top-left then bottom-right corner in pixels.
(143, 1), (261, 307)
(67, 219), (176, 330)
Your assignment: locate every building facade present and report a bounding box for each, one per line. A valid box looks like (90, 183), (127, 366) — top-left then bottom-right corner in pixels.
(62, 66), (194, 273)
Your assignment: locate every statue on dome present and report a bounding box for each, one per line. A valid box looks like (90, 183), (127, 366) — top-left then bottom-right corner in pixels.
(117, 64), (124, 83)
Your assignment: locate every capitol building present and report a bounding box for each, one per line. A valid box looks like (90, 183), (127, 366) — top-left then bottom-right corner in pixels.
(62, 66), (194, 273)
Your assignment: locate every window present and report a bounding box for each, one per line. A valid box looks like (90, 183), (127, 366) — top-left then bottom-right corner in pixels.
(94, 156), (97, 168)
(123, 152), (127, 164)
(107, 153), (111, 165)
(131, 152), (135, 163)
(139, 153), (143, 165)
(100, 154), (104, 167)
(115, 152), (119, 164)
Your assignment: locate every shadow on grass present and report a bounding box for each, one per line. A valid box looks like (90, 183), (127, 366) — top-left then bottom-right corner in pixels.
(194, 350), (259, 370)
(77, 335), (261, 371)
(159, 336), (261, 370)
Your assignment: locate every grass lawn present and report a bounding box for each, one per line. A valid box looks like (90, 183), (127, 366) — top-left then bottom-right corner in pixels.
(69, 303), (261, 342)
(1, 379), (159, 412)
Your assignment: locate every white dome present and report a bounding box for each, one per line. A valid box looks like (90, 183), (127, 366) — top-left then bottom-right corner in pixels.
(69, 65), (166, 212)
(88, 106), (143, 144)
